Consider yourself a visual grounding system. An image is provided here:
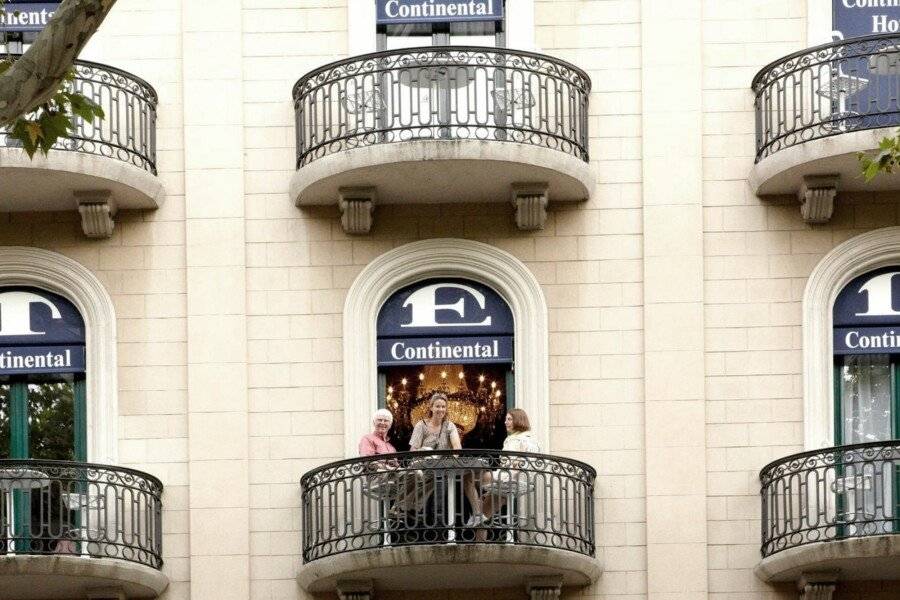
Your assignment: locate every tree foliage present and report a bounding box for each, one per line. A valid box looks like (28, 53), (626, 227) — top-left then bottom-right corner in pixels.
(858, 130), (900, 182)
(0, 0), (115, 157)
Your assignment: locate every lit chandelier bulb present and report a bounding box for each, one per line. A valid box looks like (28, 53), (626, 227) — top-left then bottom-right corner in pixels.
(440, 371), (447, 379)
(458, 371), (464, 379)
(418, 373), (424, 381)
(491, 381), (496, 389)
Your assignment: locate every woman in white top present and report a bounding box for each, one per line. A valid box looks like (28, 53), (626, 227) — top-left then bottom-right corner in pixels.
(479, 408), (540, 528)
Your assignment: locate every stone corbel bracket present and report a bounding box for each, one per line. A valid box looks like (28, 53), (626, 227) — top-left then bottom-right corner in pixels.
(339, 187), (377, 234)
(511, 182), (550, 230)
(75, 190), (116, 239)
(526, 575), (563, 600)
(336, 579), (374, 600)
(797, 571), (838, 600)
(797, 175), (839, 224)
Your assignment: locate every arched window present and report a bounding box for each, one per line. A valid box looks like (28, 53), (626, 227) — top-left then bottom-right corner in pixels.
(376, 278), (514, 449)
(343, 238), (548, 457)
(0, 287), (87, 461)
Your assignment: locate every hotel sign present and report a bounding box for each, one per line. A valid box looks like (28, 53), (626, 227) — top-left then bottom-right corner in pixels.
(376, 0), (503, 24)
(834, 267), (900, 354)
(834, 1), (900, 38)
(377, 279), (513, 366)
(0, 3), (59, 33)
(0, 287), (86, 374)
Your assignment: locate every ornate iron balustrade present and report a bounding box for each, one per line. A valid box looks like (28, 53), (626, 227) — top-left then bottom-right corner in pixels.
(292, 46), (591, 168)
(0, 460), (163, 569)
(300, 449), (595, 562)
(760, 441), (900, 557)
(0, 57), (158, 174)
(753, 33), (900, 162)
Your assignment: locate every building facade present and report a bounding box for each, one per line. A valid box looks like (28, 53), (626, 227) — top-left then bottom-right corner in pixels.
(1, 0), (900, 599)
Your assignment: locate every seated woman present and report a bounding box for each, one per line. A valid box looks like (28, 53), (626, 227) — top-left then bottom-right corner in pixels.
(479, 408), (540, 527)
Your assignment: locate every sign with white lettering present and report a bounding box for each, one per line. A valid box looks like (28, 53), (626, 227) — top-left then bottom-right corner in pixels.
(834, 267), (900, 354)
(0, 3), (59, 33)
(834, 1), (900, 38)
(377, 279), (513, 366)
(0, 287), (85, 374)
(377, 0), (502, 24)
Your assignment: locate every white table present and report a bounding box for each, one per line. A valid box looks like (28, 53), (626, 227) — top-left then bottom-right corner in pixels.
(0, 468), (51, 554)
(409, 454), (489, 542)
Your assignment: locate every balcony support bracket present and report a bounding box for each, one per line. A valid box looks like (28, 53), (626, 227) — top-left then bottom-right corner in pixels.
(797, 571), (838, 600)
(336, 579), (374, 600)
(797, 175), (838, 224)
(75, 190), (116, 239)
(526, 575), (562, 600)
(86, 587), (126, 600)
(511, 182), (549, 231)
(339, 187), (377, 234)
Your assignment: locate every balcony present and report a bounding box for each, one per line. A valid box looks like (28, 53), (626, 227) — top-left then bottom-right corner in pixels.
(290, 46), (594, 233)
(0, 58), (162, 238)
(297, 449), (600, 595)
(0, 460), (167, 599)
(751, 34), (900, 222)
(756, 441), (900, 587)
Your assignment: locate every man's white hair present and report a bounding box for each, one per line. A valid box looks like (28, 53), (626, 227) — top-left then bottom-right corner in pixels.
(373, 408), (394, 422)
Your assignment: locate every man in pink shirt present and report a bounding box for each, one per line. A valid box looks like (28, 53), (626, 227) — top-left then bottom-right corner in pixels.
(359, 408), (397, 456)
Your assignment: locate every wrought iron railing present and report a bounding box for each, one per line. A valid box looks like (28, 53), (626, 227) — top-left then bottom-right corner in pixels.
(760, 441), (900, 557)
(0, 57), (158, 174)
(0, 460), (163, 569)
(300, 449), (595, 562)
(753, 33), (900, 162)
(292, 46), (591, 168)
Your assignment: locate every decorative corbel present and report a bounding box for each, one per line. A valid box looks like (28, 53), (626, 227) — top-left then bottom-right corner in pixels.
(336, 579), (374, 600)
(339, 187), (377, 234)
(511, 182), (549, 231)
(798, 572), (838, 600)
(86, 588), (126, 600)
(526, 575), (562, 600)
(74, 190), (116, 239)
(797, 175), (839, 224)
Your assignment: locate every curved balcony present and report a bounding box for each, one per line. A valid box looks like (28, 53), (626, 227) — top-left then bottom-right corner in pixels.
(290, 47), (594, 232)
(756, 441), (900, 584)
(0, 58), (162, 235)
(751, 34), (900, 205)
(0, 460), (167, 599)
(298, 449), (600, 594)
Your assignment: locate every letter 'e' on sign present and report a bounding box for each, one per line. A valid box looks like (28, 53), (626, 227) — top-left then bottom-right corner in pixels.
(833, 266), (900, 354)
(377, 0), (503, 25)
(376, 279), (513, 366)
(0, 286), (86, 375)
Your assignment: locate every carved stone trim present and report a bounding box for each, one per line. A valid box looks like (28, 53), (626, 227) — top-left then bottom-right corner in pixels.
(527, 575), (562, 600)
(75, 190), (116, 238)
(797, 174), (838, 224)
(798, 572), (837, 600)
(511, 182), (549, 230)
(339, 187), (377, 234)
(336, 579), (373, 600)
(0, 247), (118, 462)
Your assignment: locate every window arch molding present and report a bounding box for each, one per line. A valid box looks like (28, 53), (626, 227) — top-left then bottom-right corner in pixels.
(804, 226), (900, 449)
(0, 246), (117, 462)
(343, 238), (549, 457)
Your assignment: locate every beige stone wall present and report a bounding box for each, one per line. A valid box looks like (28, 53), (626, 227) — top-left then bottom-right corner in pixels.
(5, 0), (900, 599)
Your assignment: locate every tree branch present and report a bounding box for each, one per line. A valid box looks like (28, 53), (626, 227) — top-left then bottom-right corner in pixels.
(0, 0), (116, 127)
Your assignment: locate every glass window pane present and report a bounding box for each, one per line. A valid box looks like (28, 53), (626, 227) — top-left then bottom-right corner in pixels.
(27, 375), (75, 461)
(840, 354), (893, 444)
(0, 383), (8, 459)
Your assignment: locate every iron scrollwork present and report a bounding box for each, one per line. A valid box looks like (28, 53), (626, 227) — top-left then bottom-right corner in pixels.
(753, 33), (900, 162)
(0, 459), (164, 570)
(759, 440), (900, 557)
(292, 46), (592, 168)
(299, 448), (596, 563)
(0, 58), (158, 174)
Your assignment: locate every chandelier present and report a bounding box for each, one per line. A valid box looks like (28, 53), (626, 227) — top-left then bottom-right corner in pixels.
(385, 364), (504, 436)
